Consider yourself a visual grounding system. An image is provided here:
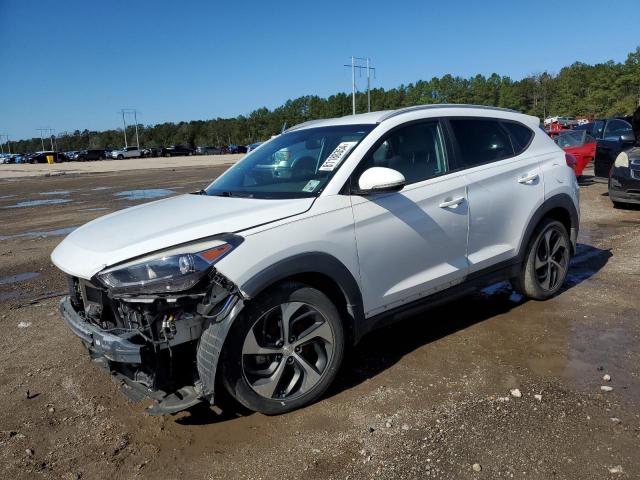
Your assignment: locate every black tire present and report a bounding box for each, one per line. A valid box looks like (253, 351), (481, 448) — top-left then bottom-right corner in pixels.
(117, 154), (124, 160)
(612, 200), (627, 209)
(220, 282), (345, 414)
(512, 218), (571, 300)
(165, 152), (171, 157)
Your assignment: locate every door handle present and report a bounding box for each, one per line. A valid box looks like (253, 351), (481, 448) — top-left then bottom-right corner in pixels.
(518, 173), (539, 184)
(439, 197), (465, 208)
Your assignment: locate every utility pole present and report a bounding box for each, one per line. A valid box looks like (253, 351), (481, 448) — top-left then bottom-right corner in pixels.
(343, 57), (376, 115)
(0, 135), (9, 154)
(119, 108), (141, 148)
(36, 128), (48, 151)
(133, 109), (140, 148)
(120, 110), (128, 147)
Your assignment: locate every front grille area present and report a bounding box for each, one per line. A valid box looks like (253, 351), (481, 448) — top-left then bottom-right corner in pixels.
(66, 275), (83, 309)
(631, 168), (640, 180)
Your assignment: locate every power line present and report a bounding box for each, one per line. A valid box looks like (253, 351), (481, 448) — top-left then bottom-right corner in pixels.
(343, 57), (376, 115)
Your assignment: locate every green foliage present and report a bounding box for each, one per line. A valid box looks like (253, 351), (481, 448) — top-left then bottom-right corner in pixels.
(9, 48), (640, 153)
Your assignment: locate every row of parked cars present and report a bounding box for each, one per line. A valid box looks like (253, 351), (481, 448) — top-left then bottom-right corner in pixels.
(547, 114), (639, 208)
(0, 142), (264, 164)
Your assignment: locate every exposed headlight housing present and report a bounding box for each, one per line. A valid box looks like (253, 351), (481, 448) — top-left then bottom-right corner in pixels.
(614, 152), (629, 168)
(96, 238), (239, 294)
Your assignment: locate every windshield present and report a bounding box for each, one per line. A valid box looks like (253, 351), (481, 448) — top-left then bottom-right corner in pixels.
(555, 130), (587, 148)
(205, 124), (374, 199)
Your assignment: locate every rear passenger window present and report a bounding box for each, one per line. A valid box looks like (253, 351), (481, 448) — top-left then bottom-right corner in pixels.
(449, 119), (514, 168)
(501, 121), (533, 154)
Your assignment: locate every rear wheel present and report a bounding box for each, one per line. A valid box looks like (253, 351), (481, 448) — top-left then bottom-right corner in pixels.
(221, 282), (344, 414)
(512, 218), (571, 300)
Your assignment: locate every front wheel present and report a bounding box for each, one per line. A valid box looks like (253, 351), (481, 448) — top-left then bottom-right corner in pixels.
(221, 282), (345, 414)
(512, 218), (571, 300)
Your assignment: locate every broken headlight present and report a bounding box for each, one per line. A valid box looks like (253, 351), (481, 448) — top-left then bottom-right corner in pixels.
(97, 240), (235, 294)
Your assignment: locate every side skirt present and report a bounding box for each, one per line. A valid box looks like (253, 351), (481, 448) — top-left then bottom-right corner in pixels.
(358, 260), (521, 339)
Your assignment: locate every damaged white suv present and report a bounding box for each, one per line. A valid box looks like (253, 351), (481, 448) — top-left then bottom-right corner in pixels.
(52, 105), (579, 415)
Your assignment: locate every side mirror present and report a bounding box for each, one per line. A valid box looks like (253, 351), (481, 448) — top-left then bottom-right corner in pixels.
(356, 167), (406, 194)
(620, 132), (636, 143)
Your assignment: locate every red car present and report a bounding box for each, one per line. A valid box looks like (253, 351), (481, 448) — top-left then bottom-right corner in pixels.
(554, 130), (597, 176)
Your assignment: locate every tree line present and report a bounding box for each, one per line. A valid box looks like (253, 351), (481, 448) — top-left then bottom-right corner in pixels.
(9, 48), (640, 154)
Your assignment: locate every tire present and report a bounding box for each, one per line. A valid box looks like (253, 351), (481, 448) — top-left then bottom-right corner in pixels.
(117, 154), (124, 160)
(220, 282), (345, 414)
(512, 218), (571, 300)
(612, 201), (627, 209)
(165, 152), (171, 157)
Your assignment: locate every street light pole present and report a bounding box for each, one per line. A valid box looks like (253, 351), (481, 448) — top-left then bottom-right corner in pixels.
(344, 57), (376, 116)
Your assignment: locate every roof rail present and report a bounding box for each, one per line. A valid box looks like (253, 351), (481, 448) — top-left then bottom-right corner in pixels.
(378, 104), (519, 123)
(284, 119), (326, 133)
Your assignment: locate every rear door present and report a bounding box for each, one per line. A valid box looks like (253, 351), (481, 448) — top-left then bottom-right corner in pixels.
(448, 117), (543, 274)
(350, 120), (469, 317)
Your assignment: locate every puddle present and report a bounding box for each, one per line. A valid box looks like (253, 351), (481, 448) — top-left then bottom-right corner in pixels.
(0, 272), (40, 286)
(2, 199), (72, 209)
(0, 291), (20, 301)
(0, 226), (77, 241)
(0, 194), (16, 200)
(80, 207), (109, 212)
(114, 189), (175, 201)
(91, 186), (113, 191)
(39, 190), (71, 196)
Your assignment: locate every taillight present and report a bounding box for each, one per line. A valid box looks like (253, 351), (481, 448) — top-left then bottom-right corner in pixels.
(565, 153), (577, 169)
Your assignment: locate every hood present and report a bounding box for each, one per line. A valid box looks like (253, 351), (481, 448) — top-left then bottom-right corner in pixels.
(51, 193), (314, 279)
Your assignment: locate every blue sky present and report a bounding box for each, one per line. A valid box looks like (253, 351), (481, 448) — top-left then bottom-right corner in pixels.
(1, 0), (639, 141)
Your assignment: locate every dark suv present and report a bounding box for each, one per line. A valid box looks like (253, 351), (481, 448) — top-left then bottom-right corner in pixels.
(575, 118), (635, 177)
(74, 149), (107, 161)
(161, 145), (194, 157)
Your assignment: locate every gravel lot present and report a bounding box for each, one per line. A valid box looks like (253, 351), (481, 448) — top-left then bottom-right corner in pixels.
(0, 163), (638, 479)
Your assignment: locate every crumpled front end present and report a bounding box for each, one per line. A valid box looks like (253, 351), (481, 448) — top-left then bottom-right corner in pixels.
(59, 270), (243, 414)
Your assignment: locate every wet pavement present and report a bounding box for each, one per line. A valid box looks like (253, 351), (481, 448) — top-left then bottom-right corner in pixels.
(0, 165), (638, 479)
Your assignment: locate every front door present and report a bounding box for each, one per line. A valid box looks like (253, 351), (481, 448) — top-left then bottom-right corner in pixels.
(350, 120), (469, 317)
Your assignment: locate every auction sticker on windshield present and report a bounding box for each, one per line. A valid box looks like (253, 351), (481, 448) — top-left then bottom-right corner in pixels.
(302, 180), (320, 192)
(319, 141), (358, 171)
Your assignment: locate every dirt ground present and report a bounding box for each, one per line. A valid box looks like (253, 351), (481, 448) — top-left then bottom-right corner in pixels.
(0, 164), (638, 480)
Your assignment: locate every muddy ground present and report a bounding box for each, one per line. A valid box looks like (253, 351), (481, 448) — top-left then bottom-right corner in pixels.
(0, 166), (638, 479)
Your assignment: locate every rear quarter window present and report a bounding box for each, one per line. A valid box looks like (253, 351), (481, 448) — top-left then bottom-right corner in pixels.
(501, 121), (534, 154)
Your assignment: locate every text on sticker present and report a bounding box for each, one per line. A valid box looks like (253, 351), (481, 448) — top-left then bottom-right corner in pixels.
(319, 141), (358, 171)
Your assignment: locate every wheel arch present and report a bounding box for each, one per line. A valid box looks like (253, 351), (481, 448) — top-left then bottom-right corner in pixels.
(240, 252), (366, 345)
(518, 193), (579, 259)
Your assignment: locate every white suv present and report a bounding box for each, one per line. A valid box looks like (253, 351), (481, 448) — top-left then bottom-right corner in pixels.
(51, 105), (579, 415)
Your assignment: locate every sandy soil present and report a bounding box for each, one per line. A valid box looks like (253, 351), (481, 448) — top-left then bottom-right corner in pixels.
(0, 166), (638, 479)
(0, 154), (242, 179)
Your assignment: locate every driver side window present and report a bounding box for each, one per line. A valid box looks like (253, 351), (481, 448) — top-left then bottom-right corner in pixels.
(364, 121), (449, 185)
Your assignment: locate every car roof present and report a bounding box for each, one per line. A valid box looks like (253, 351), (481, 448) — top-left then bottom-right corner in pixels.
(286, 104), (539, 131)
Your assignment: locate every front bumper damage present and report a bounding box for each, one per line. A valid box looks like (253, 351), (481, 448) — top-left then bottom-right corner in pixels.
(58, 271), (244, 415)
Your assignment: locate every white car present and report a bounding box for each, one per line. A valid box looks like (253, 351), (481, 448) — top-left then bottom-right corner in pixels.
(111, 146), (144, 159)
(51, 105), (580, 415)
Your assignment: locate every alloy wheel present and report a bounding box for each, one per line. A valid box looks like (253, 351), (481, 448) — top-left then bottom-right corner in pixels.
(241, 302), (335, 401)
(534, 226), (569, 291)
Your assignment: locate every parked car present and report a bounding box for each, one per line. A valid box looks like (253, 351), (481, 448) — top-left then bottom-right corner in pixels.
(29, 151), (67, 163)
(246, 142), (264, 152)
(575, 118), (635, 176)
(554, 130), (597, 176)
(609, 146), (640, 207)
(195, 146), (223, 155)
(111, 146), (144, 160)
(73, 149), (107, 161)
(227, 144), (247, 154)
(51, 105), (579, 415)
(160, 145), (193, 157)
(142, 147), (163, 158)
